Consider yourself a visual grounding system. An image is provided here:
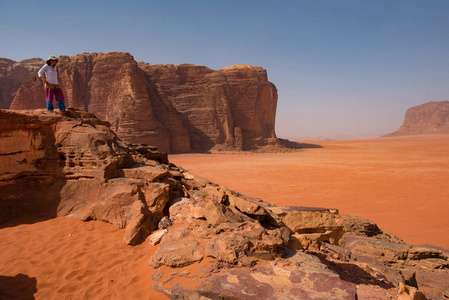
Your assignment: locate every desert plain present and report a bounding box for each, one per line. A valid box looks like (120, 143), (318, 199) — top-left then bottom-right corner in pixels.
(1, 134), (448, 299)
(171, 135), (449, 248)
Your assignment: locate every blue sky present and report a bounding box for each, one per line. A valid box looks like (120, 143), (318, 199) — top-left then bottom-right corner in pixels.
(1, 0), (448, 139)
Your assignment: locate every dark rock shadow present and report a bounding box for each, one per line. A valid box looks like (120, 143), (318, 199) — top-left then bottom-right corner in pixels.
(188, 124), (216, 152)
(0, 274), (37, 300)
(0, 217), (53, 230)
(313, 252), (395, 289)
(0, 112), (66, 227)
(277, 138), (323, 149)
(176, 118), (216, 152)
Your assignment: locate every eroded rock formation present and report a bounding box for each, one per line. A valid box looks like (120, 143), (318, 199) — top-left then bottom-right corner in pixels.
(0, 108), (173, 245)
(0, 57), (44, 109)
(386, 101), (449, 137)
(2, 109), (449, 299)
(8, 52), (279, 152)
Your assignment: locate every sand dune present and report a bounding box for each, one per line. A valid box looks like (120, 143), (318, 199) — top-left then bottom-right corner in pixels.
(0, 217), (167, 300)
(170, 135), (449, 248)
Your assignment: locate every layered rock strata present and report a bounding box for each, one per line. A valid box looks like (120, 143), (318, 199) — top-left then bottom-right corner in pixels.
(0, 57), (44, 109)
(139, 62), (278, 151)
(386, 101), (449, 136)
(0, 108), (171, 244)
(8, 52), (279, 152)
(1, 109), (448, 299)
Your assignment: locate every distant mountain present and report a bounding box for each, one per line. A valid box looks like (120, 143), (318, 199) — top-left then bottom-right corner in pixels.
(385, 101), (449, 137)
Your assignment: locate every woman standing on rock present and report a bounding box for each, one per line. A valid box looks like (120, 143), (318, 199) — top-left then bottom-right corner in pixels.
(38, 55), (66, 112)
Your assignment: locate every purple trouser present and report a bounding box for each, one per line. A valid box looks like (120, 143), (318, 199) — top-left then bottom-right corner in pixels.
(45, 87), (66, 111)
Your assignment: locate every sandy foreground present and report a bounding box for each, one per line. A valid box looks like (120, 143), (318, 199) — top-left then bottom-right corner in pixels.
(0, 135), (448, 299)
(0, 218), (168, 299)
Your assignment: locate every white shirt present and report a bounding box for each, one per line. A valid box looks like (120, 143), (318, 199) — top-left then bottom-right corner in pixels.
(38, 64), (59, 85)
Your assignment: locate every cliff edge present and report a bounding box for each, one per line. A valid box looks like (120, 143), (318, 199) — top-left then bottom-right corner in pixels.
(7, 52), (279, 153)
(386, 101), (449, 137)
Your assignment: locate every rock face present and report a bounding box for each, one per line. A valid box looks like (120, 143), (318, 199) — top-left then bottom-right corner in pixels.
(140, 62), (278, 151)
(8, 52), (279, 153)
(2, 109), (449, 299)
(0, 108), (172, 245)
(0, 57), (44, 109)
(386, 101), (449, 137)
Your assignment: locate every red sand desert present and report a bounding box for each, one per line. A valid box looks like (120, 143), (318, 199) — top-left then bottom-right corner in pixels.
(0, 217), (168, 300)
(170, 135), (449, 248)
(1, 135), (448, 299)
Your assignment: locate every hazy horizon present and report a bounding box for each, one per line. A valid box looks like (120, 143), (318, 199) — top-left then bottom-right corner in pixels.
(1, 0), (448, 140)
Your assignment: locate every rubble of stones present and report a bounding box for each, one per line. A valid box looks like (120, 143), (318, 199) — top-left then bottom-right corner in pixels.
(150, 170), (449, 300)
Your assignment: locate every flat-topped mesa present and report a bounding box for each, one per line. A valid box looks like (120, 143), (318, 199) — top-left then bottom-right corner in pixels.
(386, 101), (449, 137)
(139, 60), (278, 152)
(8, 52), (279, 153)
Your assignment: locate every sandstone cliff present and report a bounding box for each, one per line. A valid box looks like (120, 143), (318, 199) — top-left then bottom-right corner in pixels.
(8, 52), (279, 153)
(1, 109), (448, 299)
(0, 108), (173, 245)
(0, 57), (44, 109)
(139, 62), (278, 151)
(386, 101), (449, 137)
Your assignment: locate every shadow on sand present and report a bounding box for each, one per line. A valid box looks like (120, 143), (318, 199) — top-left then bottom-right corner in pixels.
(278, 138), (323, 149)
(0, 274), (37, 300)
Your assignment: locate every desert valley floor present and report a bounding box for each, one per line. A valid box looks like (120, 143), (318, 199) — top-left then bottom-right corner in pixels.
(1, 135), (448, 299)
(171, 135), (449, 248)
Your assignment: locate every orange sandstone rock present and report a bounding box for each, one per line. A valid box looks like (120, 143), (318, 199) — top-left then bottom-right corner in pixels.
(8, 52), (279, 153)
(0, 57), (43, 109)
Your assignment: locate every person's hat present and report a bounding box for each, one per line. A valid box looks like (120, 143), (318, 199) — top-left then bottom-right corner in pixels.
(46, 55), (58, 62)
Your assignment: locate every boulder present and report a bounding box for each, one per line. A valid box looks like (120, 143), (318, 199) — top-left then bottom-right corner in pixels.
(168, 197), (195, 221)
(150, 226), (204, 268)
(341, 214), (405, 243)
(203, 200), (250, 226)
(267, 206), (345, 249)
(148, 229), (168, 245)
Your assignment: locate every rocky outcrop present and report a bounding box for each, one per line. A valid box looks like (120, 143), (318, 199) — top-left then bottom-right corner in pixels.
(8, 52), (279, 152)
(342, 214), (405, 244)
(2, 109), (448, 299)
(345, 235), (449, 299)
(0, 57), (44, 109)
(386, 101), (449, 137)
(9, 53), (190, 153)
(151, 208), (449, 299)
(0, 108), (173, 244)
